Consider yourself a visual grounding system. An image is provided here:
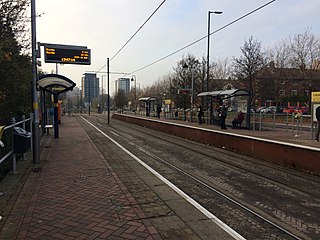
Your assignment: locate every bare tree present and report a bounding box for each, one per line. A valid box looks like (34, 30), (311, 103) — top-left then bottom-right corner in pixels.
(288, 29), (320, 71)
(211, 57), (232, 79)
(266, 39), (291, 68)
(233, 36), (265, 128)
(211, 57), (232, 89)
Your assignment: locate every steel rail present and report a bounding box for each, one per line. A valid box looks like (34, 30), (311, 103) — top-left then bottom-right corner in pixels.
(83, 115), (303, 240)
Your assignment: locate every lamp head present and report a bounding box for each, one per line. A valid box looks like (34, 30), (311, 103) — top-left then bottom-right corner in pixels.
(209, 11), (223, 15)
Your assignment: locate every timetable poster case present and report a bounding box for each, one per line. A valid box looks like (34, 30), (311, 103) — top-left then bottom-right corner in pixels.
(311, 92), (320, 122)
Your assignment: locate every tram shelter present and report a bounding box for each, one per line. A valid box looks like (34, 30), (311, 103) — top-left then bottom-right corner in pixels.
(38, 74), (76, 138)
(138, 97), (158, 117)
(197, 89), (250, 124)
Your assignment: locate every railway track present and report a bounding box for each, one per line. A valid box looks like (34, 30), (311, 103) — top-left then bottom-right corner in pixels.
(78, 115), (320, 240)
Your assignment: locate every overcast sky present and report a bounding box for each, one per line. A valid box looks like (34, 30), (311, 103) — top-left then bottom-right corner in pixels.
(36, 0), (320, 95)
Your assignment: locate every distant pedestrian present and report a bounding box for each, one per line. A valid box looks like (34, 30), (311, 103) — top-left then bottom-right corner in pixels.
(157, 104), (162, 119)
(219, 103), (228, 129)
(316, 106), (320, 141)
(197, 105), (203, 124)
(174, 110), (178, 120)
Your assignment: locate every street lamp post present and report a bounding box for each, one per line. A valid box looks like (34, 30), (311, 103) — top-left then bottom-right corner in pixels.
(207, 10), (222, 121)
(183, 63), (194, 122)
(131, 75), (137, 114)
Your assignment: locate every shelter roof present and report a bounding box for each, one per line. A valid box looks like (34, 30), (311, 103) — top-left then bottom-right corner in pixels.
(138, 97), (158, 102)
(38, 74), (76, 95)
(197, 89), (249, 98)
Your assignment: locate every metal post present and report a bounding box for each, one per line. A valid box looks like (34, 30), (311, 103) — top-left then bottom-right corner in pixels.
(101, 75), (104, 113)
(259, 111), (262, 131)
(30, 113), (33, 152)
(22, 115), (26, 161)
(135, 78), (137, 114)
(272, 111), (275, 131)
(206, 11), (211, 111)
(41, 90), (45, 133)
(11, 118), (17, 174)
(31, 0), (40, 164)
(53, 94), (59, 138)
(88, 79), (91, 116)
(191, 69), (194, 123)
(206, 10), (222, 118)
(292, 113), (294, 136)
(107, 58), (110, 124)
(22, 115), (26, 130)
(131, 75), (137, 114)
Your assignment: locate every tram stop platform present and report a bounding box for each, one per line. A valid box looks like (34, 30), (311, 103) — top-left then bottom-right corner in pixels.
(0, 113), (319, 240)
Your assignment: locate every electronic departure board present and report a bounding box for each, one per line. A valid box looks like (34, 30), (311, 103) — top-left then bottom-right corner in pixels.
(44, 45), (91, 65)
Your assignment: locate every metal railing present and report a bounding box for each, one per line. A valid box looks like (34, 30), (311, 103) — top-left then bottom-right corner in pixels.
(0, 114), (33, 175)
(251, 111), (314, 138)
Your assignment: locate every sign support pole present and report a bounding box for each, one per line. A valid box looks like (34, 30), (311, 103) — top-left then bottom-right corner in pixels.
(31, 0), (40, 164)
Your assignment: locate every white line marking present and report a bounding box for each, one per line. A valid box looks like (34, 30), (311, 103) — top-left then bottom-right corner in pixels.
(82, 116), (246, 240)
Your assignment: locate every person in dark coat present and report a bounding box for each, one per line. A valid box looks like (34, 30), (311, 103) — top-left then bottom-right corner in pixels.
(316, 106), (320, 141)
(232, 111), (244, 129)
(197, 105), (203, 124)
(219, 104), (228, 129)
(156, 104), (162, 119)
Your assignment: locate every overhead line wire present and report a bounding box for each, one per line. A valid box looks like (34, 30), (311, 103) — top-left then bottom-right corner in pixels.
(110, 0), (167, 61)
(129, 0), (276, 75)
(96, 0), (167, 73)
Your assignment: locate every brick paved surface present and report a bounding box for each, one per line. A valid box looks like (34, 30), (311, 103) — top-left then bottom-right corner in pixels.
(0, 118), (162, 240)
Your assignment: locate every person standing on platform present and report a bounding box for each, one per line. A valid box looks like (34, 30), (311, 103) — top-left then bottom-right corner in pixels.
(316, 106), (320, 141)
(156, 104), (162, 119)
(219, 103), (228, 129)
(197, 105), (203, 124)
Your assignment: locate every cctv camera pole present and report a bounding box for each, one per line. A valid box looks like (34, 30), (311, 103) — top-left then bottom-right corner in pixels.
(31, 0), (40, 164)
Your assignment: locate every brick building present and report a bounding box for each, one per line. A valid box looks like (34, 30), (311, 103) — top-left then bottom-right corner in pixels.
(247, 62), (320, 107)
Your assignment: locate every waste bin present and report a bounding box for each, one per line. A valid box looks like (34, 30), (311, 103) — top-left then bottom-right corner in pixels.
(13, 127), (31, 153)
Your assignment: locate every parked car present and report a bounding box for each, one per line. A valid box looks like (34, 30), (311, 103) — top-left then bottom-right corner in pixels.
(294, 107), (309, 115)
(283, 106), (296, 114)
(267, 106), (277, 114)
(255, 106), (266, 113)
(260, 106), (277, 114)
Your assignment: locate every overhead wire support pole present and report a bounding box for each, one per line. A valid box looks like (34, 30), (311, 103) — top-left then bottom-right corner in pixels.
(31, 0), (40, 164)
(107, 58), (110, 124)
